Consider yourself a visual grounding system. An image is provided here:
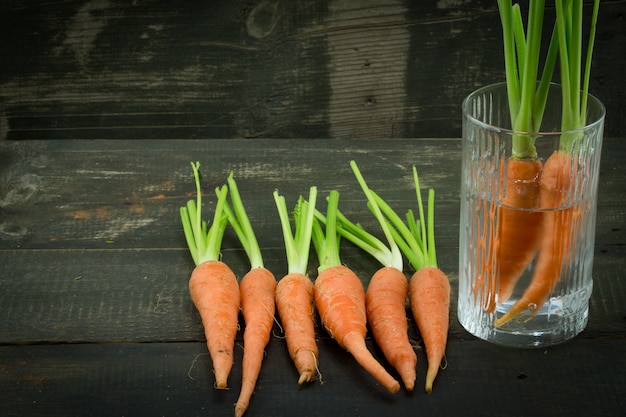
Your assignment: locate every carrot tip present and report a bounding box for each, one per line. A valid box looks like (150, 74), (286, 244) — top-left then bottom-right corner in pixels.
(234, 403), (248, 417)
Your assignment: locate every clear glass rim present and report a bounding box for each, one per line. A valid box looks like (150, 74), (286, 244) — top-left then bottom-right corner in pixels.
(462, 82), (606, 136)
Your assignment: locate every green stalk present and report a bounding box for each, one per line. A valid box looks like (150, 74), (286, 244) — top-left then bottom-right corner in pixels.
(314, 161), (404, 271)
(368, 166), (438, 272)
(224, 171), (264, 270)
(498, 0), (557, 159)
(555, 0), (600, 150)
(581, 0), (600, 124)
(274, 187), (318, 275)
(311, 190), (342, 273)
(179, 162), (230, 266)
(348, 160), (403, 271)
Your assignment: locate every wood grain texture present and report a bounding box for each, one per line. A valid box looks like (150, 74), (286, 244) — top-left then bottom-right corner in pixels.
(0, 340), (624, 417)
(1, 0), (623, 140)
(0, 138), (625, 416)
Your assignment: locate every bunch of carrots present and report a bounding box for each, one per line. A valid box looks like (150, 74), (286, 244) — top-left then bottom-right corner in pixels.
(179, 160), (451, 416)
(478, 0), (601, 326)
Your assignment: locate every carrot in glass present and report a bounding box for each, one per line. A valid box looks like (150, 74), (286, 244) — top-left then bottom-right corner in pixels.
(495, 0), (601, 326)
(487, 0), (560, 310)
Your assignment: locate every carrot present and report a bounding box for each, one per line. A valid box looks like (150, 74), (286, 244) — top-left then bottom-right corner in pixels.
(495, 158), (543, 304)
(180, 162), (240, 390)
(311, 190), (400, 394)
(223, 172), (277, 417)
(494, 0), (601, 326)
(273, 187), (320, 384)
(235, 267), (276, 417)
(323, 160), (416, 391)
(486, 0), (559, 310)
(371, 166), (450, 394)
(495, 151), (578, 326)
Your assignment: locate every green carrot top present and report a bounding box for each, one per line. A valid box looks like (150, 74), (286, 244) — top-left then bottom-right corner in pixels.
(223, 171), (265, 270)
(372, 166), (438, 272)
(311, 190), (342, 274)
(498, 0), (601, 154)
(179, 161), (230, 266)
(316, 161), (404, 272)
(274, 186), (318, 275)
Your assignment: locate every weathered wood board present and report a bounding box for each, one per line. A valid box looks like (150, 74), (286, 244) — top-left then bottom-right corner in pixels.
(1, 1), (624, 140)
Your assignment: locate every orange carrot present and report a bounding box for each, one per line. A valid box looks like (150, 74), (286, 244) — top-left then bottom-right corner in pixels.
(409, 267), (450, 394)
(371, 166), (451, 393)
(312, 190), (400, 394)
(235, 267), (276, 417)
(366, 267), (416, 390)
(274, 188), (320, 384)
(180, 162), (240, 389)
(495, 158), (543, 304)
(275, 273), (319, 384)
(495, 150), (578, 326)
(315, 265), (400, 394)
(224, 172), (277, 417)
(328, 160), (416, 391)
(188, 260), (241, 389)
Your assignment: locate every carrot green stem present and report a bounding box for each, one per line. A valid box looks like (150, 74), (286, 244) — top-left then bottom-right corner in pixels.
(311, 190), (342, 273)
(369, 166), (438, 271)
(581, 0), (600, 124)
(498, 0), (558, 158)
(224, 171), (264, 270)
(555, 0), (600, 150)
(179, 161), (230, 266)
(274, 187), (318, 275)
(347, 160), (404, 271)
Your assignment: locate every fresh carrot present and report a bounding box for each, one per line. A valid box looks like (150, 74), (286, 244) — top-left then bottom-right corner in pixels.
(323, 160), (416, 391)
(486, 0), (560, 310)
(180, 162), (240, 390)
(495, 158), (543, 305)
(495, 151), (579, 326)
(223, 172), (277, 417)
(495, 0), (601, 326)
(273, 187), (320, 384)
(371, 166), (450, 394)
(311, 190), (400, 394)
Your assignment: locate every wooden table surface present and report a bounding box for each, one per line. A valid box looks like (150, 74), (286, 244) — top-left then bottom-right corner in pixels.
(1, 138), (624, 417)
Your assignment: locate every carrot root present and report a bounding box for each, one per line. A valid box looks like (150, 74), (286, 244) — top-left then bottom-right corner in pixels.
(366, 266), (416, 391)
(275, 272), (320, 384)
(234, 267), (277, 417)
(189, 260), (241, 390)
(495, 158), (543, 305)
(410, 267), (450, 394)
(315, 265), (400, 394)
(495, 150), (579, 327)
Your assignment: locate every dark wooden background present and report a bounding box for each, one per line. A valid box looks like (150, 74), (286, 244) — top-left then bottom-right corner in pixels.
(1, 0), (624, 141)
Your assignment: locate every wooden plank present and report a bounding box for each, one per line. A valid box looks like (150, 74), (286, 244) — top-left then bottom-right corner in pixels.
(0, 138), (623, 250)
(0, 138), (462, 249)
(1, 1), (623, 140)
(1, 243), (623, 344)
(0, 340), (624, 417)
